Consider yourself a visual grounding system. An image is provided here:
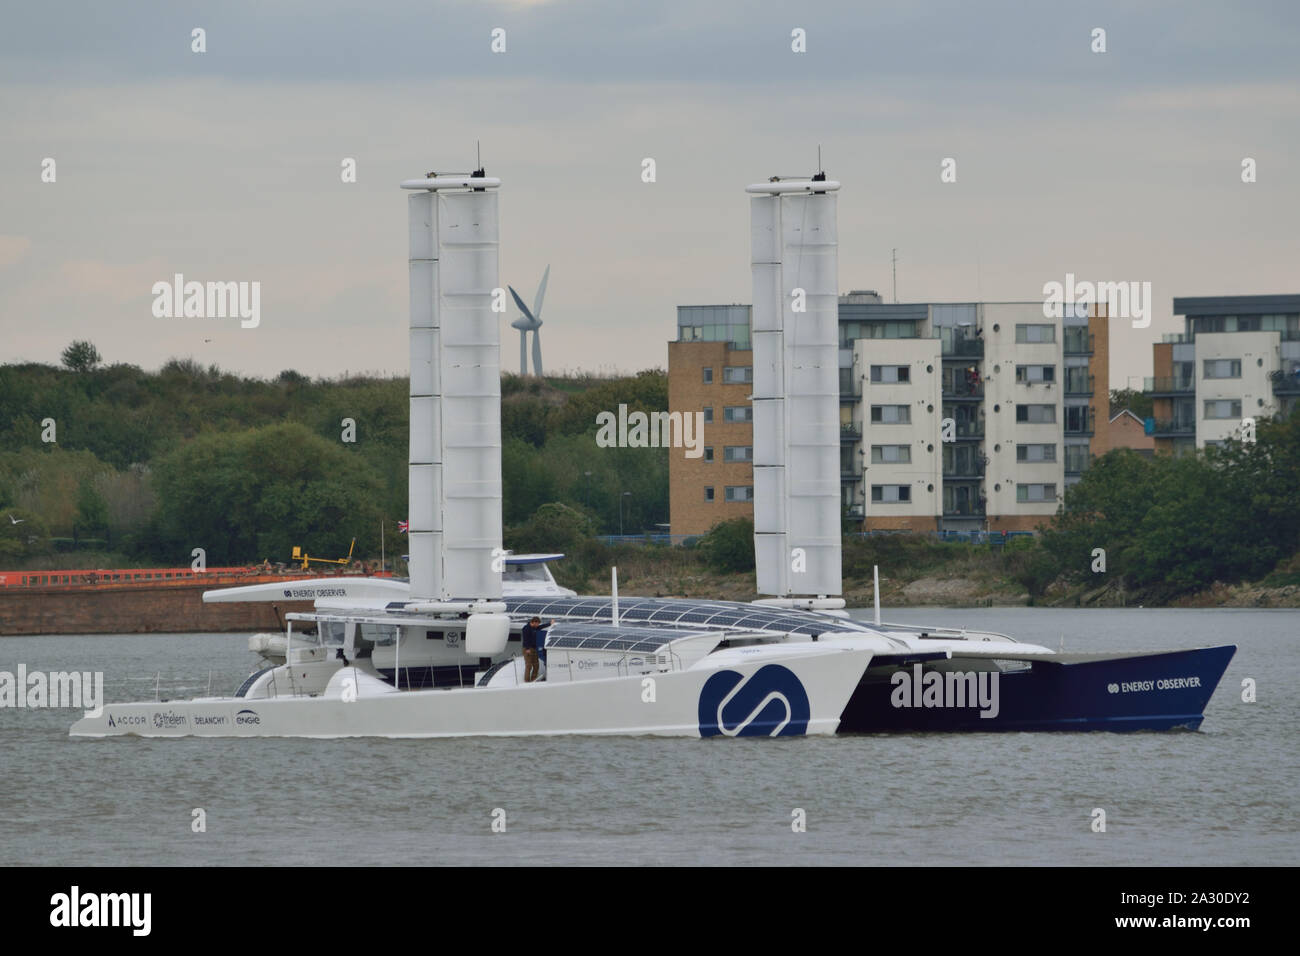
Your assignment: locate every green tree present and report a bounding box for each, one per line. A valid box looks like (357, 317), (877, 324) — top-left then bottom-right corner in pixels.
(505, 502), (595, 555)
(152, 423), (384, 565)
(1108, 387), (1153, 421)
(696, 517), (756, 573)
(0, 508), (49, 565)
(74, 481), (109, 542)
(61, 340), (102, 373)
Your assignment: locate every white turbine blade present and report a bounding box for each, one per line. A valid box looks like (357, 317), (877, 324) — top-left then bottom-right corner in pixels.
(532, 331), (543, 377)
(532, 265), (550, 320)
(508, 285), (537, 324)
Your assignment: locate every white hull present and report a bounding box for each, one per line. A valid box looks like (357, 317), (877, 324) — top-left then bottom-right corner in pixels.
(70, 645), (874, 739)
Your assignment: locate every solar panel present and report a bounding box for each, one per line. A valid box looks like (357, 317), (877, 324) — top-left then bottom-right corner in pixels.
(507, 595), (883, 637)
(543, 621), (696, 653)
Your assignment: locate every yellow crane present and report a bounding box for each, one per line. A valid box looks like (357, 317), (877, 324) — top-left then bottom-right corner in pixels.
(291, 538), (356, 571)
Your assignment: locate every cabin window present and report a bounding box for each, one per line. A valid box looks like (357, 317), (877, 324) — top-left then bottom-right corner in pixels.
(320, 622), (346, 646)
(360, 623), (398, 644)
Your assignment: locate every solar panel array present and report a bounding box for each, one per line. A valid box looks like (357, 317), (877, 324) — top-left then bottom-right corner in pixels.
(506, 596), (878, 638)
(543, 622), (693, 653)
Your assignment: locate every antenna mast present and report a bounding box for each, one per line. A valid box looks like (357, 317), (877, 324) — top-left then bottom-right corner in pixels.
(892, 248), (898, 303)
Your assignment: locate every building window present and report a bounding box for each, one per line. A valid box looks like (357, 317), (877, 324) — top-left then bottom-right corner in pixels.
(870, 404), (911, 424)
(1064, 367), (1091, 392)
(871, 484), (912, 503)
(723, 445), (753, 462)
(1203, 359), (1241, 379)
(1015, 403), (1056, 424)
(723, 366), (752, 384)
(1016, 483), (1057, 503)
(1193, 316), (1264, 335)
(849, 321), (918, 342)
(1016, 443), (1057, 462)
(723, 405), (752, 423)
(870, 365), (911, 384)
(702, 406), (713, 423)
(1203, 399), (1242, 419)
(1064, 445), (1089, 473)
(1063, 328), (1092, 353)
(1063, 405), (1092, 433)
(703, 486), (714, 502)
(1015, 324), (1056, 344)
(1015, 364), (1056, 384)
(871, 444), (911, 464)
(724, 485), (753, 502)
(703, 446), (714, 462)
(701, 367), (714, 384)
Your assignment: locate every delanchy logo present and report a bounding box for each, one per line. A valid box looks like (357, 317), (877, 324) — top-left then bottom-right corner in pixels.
(697, 664), (811, 737)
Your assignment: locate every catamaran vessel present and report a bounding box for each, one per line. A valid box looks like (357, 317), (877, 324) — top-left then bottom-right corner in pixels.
(71, 167), (1235, 739)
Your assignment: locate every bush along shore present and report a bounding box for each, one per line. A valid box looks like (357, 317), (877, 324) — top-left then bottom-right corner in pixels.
(530, 528), (1300, 609)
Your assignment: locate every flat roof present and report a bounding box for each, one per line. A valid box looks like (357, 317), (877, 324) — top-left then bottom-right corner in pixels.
(1173, 295), (1300, 317)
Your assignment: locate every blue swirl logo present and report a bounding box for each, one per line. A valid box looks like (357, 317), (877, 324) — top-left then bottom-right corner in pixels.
(698, 664), (811, 737)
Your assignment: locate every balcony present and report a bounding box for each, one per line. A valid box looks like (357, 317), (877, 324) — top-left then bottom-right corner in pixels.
(943, 457), (987, 479)
(1271, 368), (1300, 396)
(1151, 418), (1196, 437)
(950, 422), (985, 440)
(1143, 376), (1194, 396)
(841, 471), (859, 483)
(1063, 331), (1094, 355)
(1064, 374), (1095, 396)
(943, 338), (984, 358)
(840, 422), (861, 441)
(1064, 410), (1096, 437)
(943, 504), (986, 518)
(943, 380), (984, 401)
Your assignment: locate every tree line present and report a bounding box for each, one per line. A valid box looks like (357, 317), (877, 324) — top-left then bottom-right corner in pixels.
(0, 343), (667, 567)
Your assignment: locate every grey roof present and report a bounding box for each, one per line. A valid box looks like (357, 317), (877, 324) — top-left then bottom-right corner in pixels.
(1173, 295), (1300, 317)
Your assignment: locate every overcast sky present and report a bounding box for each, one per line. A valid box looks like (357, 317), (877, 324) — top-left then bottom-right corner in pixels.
(2, 0), (1298, 389)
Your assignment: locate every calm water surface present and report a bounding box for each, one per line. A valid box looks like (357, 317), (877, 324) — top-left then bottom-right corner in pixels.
(1, 607), (1295, 866)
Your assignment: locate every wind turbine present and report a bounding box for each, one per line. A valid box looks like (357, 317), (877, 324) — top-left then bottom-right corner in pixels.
(508, 265), (549, 377)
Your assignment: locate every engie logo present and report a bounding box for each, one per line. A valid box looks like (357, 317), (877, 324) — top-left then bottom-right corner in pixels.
(697, 665), (811, 737)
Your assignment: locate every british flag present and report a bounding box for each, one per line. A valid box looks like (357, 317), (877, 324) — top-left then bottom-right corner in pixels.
(397, 520), (408, 534)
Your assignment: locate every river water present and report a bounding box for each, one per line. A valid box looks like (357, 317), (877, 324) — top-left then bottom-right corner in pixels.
(0, 608), (1294, 866)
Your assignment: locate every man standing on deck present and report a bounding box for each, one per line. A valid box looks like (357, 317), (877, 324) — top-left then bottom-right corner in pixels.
(521, 617), (553, 683)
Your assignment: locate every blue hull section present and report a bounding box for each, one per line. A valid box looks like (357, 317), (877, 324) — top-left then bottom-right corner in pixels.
(838, 645), (1236, 733)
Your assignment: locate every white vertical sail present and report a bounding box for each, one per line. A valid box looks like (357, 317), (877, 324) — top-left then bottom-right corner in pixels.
(402, 174), (504, 602)
(747, 177), (842, 597)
